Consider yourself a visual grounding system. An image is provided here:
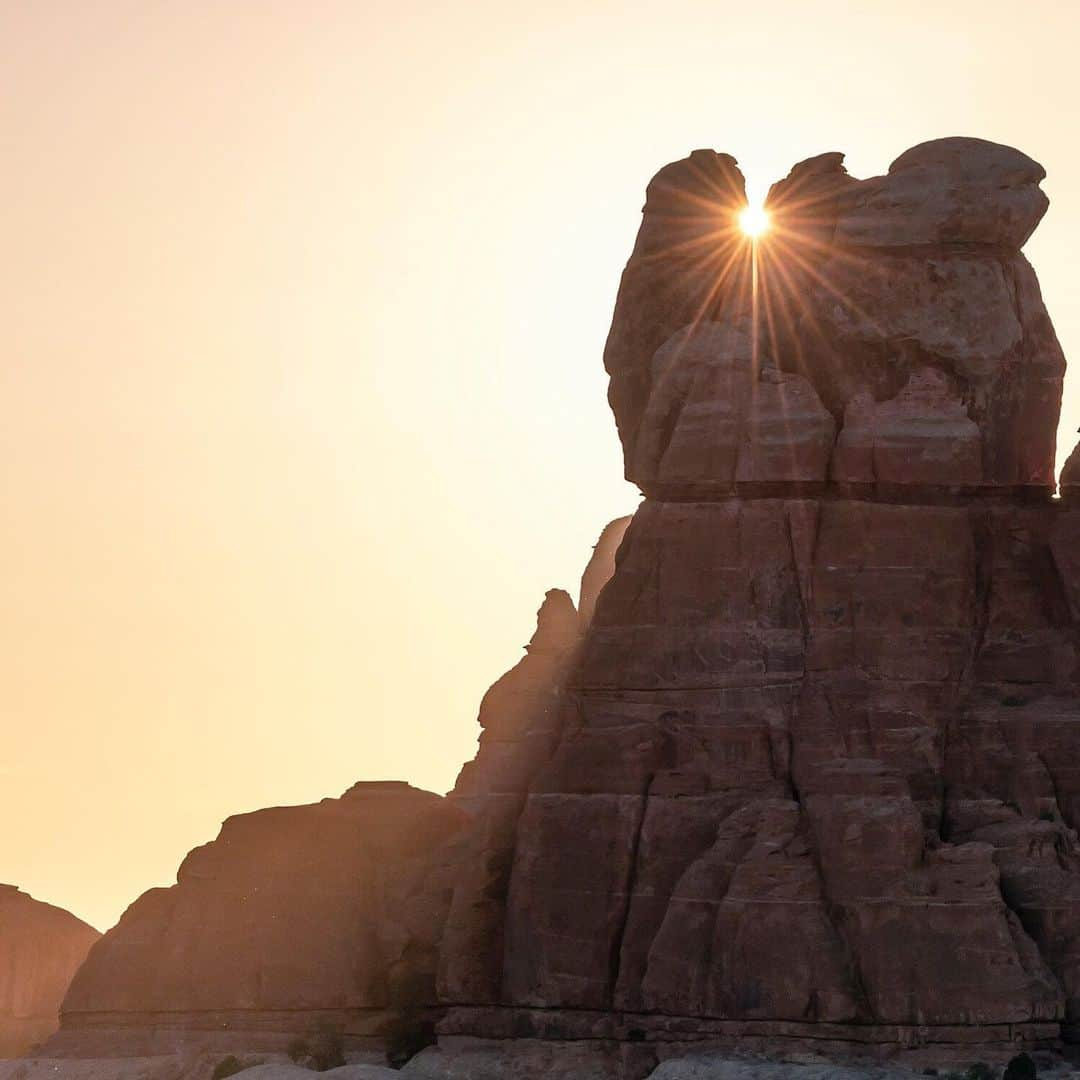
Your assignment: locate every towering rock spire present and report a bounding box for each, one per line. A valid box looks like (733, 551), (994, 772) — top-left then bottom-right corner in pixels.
(491, 137), (1080, 1062)
(42, 140), (1080, 1077)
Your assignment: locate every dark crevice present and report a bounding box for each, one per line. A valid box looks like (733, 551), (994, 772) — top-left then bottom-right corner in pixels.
(605, 772), (655, 1009)
(782, 755), (874, 1024)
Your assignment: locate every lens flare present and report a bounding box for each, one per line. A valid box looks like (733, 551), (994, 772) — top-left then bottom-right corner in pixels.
(739, 205), (770, 238)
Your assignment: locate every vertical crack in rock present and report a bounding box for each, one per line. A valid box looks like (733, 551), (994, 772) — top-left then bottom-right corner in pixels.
(785, 761), (875, 1022)
(963, 509), (995, 684)
(783, 504), (812, 653)
(605, 772), (655, 1008)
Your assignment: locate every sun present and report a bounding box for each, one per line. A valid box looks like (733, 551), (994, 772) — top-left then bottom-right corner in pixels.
(739, 204), (770, 238)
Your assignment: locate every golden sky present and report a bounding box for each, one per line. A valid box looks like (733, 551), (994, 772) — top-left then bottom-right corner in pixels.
(4, 0), (1079, 932)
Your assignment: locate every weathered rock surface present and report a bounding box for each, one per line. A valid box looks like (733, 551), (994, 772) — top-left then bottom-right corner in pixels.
(609, 137), (1064, 494)
(579, 516), (633, 626)
(404, 1038), (656, 1080)
(52, 782), (469, 1057)
(41, 137), (1080, 1075)
(631, 321), (836, 495)
(832, 367), (982, 486)
(48, 523), (628, 1065)
(454, 137), (1079, 1064)
(0, 1056), (396, 1080)
(0, 885), (98, 1057)
(1063, 439), (1080, 499)
(436, 588), (586, 1005)
(834, 137), (1049, 249)
(604, 150), (752, 475)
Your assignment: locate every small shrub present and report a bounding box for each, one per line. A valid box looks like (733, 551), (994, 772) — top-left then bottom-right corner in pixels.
(384, 1013), (435, 1069)
(308, 1021), (346, 1072)
(211, 1056), (245, 1080)
(382, 965), (437, 1068)
(966, 1063), (996, 1080)
(1003, 1053), (1037, 1080)
(286, 1037), (309, 1064)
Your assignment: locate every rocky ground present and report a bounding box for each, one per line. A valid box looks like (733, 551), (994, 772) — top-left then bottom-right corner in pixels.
(1, 1051), (1077, 1080)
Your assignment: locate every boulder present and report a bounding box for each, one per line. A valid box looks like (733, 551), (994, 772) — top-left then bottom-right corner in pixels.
(832, 367), (982, 486)
(835, 137), (1049, 249)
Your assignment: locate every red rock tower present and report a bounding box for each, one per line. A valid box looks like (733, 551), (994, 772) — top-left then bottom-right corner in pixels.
(441, 138), (1080, 1062)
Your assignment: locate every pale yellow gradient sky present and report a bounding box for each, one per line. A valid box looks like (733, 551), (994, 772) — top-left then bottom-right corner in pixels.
(4, 0), (1079, 932)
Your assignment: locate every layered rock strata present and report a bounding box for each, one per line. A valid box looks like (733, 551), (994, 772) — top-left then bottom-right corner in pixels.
(443, 138), (1080, 1065)
(51, 549), (625, 1060)
(0, 885), (98, 1056)
(53, 782), (469, 1057)
(607, 138), (1064, 499)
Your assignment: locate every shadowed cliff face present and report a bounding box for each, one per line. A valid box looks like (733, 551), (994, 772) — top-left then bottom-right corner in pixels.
(490, 138), (1080, 1059)
(51, 523), (630, 1060)
(0, 886), (98, 1056)
(57, 780), (470, 1055)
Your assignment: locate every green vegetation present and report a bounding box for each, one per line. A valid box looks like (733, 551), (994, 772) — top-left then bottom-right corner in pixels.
(383, 968), (437, 1068)
(285, 1021), (347, 1072)
(1003, 1053), (1037, 1080)
(210, 1056), (245, 1080)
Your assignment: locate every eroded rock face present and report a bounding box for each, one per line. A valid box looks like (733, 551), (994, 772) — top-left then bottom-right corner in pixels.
(437, 589), (585, 1005)
(0, 886), (98, 1056)
(631, 321), (835, 496)
(608, 137), (1065, 495)
(834, 137), (1049, 250)
(462, 137), (1080, 1061)
(50, 521), (631, 1062)
(1063, 439), (1080, 499)
(55, 782), (469, 1054)
(832, 367), (982, 486)
(45, 138), (1080, 1070)
(501, 501), (1080, 1034)
(603, 150), (751, 473)
(579, 516), (633, 627)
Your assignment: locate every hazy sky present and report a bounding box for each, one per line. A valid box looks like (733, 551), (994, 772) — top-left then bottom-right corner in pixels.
(4, 0), (1079, 932)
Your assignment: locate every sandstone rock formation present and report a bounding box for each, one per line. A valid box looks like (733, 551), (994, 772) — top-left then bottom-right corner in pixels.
(0, 885), (98, 1056)
(442, 137), (1080, 1069)
(54, 782), (469, 1058)
(48, 568), (619, 1062)
(46, 137), (1080, 1079)
(1063, 438), (1080, 499)
(608, 137), (1064, 496)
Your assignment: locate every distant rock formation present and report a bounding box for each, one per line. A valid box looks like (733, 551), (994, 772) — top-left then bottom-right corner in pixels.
(0, 885), (98, 1056)
(44, 138), (1080, 1078)
(54, 782), (469, 1058)
(49, 531), (626, 1061)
